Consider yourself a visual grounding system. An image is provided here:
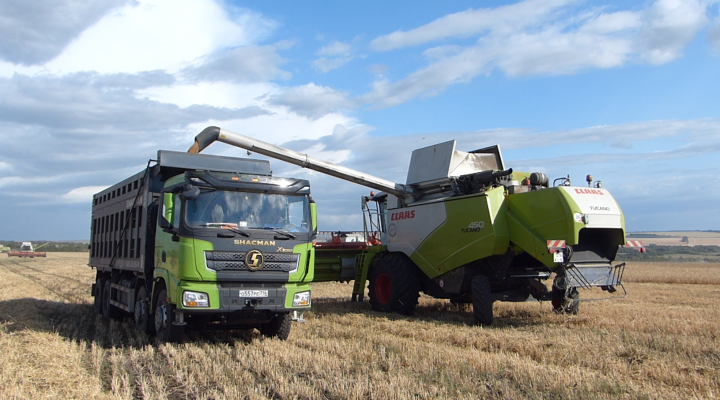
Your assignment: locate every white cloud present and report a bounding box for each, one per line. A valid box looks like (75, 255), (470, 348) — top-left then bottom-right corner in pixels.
(61, 186), (109, 203)
(317, 41), (352, 57)
(369, 0), (574, 51)
(707, 16), (720, 53)
(312, 57), (354, 73)
(185, 115), (368, 156)
(362, 0), (712, 107)
(183, 43), (291, 83)
(313, 41), (354, 73)
(45, 0), (275, 75)
(639, 0), (708, 64)
(267, 83), (356, 118)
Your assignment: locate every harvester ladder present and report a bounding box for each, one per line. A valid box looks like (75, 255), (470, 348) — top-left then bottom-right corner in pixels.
(351, 251), (369, 302)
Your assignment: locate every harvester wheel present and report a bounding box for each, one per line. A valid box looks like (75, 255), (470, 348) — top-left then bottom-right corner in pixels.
(102, 280), (121, 320)
(93, 277), (106, 315)
(552, 286), (580, 315)
(471, 275), (494, 326)
(368, 255), (420, 315)
(259, 313), (292, 340)
(154, 289), (184, 343)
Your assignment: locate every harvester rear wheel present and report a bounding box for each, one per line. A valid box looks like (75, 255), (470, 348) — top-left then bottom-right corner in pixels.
(368, 254), (420, 315)
(259, 313), (292, 340)
(471, 275), (494, 326)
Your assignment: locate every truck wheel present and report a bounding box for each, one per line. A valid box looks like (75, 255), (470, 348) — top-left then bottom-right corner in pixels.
(552, 286), (580, 315)
(93, 277), (106, 315)
(471, 275), (494, 326)
(259, 313), (292, 340)
(134, 285), (154, 334)
(102, 280), (121, 320)
(154, 289), (184, 343)
(368, 255), (420, 315)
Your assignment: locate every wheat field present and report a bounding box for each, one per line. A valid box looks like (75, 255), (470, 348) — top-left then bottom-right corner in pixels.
(0, 253), (718, 399)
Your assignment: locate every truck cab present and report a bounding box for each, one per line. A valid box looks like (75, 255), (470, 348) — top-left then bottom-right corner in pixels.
(90, 151), (315, 341)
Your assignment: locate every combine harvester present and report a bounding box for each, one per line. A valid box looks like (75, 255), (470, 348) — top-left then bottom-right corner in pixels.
(8, 242), (48, 258)
(190, 127), (644, 325)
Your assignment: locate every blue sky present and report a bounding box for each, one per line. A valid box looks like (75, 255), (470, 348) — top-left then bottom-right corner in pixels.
(1, 0), (719, 240)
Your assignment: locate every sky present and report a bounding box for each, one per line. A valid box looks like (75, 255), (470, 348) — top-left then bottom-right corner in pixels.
(1, 0), (719, 240)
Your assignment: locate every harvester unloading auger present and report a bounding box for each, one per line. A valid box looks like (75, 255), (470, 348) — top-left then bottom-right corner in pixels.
(189, 126), (643, 325)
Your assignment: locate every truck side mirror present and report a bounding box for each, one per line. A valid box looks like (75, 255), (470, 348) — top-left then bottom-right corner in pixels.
(181, 184), (199, 200)
(158, 214), (172, 230)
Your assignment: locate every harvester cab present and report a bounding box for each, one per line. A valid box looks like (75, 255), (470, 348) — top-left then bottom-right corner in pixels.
(189, 126), (643, 325)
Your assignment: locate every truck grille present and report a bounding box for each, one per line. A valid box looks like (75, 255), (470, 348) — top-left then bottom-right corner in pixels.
(205, 251), (299, 272)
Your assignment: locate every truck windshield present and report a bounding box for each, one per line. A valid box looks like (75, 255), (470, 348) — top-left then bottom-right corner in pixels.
(185, 191), (310, 233)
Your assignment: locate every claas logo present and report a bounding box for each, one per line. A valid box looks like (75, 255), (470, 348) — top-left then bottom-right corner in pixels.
(245, 250), (265, 271)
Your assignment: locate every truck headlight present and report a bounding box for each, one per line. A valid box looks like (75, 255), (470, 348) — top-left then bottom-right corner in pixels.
(182, 291), (209, 307)
(293, 291), (310, 307)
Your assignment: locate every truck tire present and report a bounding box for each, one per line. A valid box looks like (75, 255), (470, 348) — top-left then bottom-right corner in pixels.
(134, 285), (154, 334)
(368, 254), (420, 315)
(552, 286), (580, 315)
(471, 275), (494, 326)
(259, 313), (292, 340)
(154, 288), (184, 343)
(102, 280), (121, 320)
(93, 277), (106, 315)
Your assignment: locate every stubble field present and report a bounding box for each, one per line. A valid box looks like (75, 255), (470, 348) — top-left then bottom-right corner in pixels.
(0, 253), (718, 399)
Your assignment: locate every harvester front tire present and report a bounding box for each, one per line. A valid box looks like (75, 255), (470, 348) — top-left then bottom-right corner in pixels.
(368, 255), (420, 315)
(552, 286), (580, 315)
(154, 289), (184, 343)
(471, 275), (494, 326)
(259, 313), (292, 340)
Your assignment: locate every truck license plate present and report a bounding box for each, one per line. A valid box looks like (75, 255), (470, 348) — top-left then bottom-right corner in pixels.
(238, 290), (268, 298)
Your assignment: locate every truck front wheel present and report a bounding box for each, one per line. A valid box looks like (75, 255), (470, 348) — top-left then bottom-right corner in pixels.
(259, 313), (291, 340)
(471, 275), (494, 326)
(154, 289), (184, 343)
(368, 255), (420, 315)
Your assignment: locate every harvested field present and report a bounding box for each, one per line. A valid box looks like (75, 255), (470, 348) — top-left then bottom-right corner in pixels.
(1, 254), (719, 399)
(629, 231), (720, 247)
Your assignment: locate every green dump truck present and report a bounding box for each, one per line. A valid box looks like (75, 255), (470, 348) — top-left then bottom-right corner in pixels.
(90, 151), (315, 341)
